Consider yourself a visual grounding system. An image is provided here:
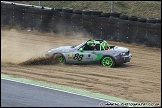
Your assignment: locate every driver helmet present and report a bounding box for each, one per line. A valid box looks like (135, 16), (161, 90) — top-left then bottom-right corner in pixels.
(87, 41), (94, 46)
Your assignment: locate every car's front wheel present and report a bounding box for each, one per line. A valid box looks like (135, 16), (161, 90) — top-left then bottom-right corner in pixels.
(101, 56), (115, 67)
(52, 53), (66, 64)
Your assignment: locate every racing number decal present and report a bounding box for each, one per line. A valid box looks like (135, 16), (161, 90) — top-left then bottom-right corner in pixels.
(78, 55), (84, 61)
(73, 53), (79, 60)
(73, 53), (84, 61)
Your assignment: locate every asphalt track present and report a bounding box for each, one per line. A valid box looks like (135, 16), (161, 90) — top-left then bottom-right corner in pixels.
(1, 79), (116, 107)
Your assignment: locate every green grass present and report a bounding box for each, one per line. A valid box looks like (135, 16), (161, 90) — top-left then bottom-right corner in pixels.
(7, 1), (161, 18)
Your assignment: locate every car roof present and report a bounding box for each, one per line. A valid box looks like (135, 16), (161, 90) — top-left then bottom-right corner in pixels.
(88, 39), (104, 42)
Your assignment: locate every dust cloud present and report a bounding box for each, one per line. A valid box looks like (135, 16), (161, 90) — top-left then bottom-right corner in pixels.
(1, 29), (54, 64)
(1, 28), (89, 65)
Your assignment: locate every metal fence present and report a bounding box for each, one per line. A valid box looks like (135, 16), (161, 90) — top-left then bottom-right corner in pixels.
(6, 1), (161, 18)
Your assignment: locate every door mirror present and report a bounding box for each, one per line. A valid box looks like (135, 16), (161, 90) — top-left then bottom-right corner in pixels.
(79, 48), (83, 52)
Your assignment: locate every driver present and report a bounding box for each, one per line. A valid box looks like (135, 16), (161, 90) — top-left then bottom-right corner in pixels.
(87, 41), (95, 46)
(104, 46), (109, 50)
(86, 41), (95, 50)
(90, 43), (95, 47)
(102, 41), (110, 50)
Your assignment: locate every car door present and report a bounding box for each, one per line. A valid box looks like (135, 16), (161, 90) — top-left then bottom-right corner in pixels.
(65, 44), (103, 63)
(68, 50), (102, 63)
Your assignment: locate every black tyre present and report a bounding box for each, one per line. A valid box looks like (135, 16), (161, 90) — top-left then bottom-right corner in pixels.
(128, 16), (138, 21)
(54, 8), (63, 12)
(156, 18), (161, 23)
(73, 10), (82, 14)
(100, 13), (110, 18)
(82, 10), (91, 15)
(147, 18), (156, 24)
(91, 10), (103, 16)
(52, 54), (66, 64)
(119, 14), (128, 20)
(110, 12), (121, 18)
(62, 8), (73, 13)
(137, 18), (147, 23)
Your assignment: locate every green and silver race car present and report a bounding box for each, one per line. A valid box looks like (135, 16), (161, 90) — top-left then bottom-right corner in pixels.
(45, 39), (132, 67)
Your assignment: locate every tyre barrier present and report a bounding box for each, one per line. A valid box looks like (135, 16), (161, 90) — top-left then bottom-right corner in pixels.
(100, 13), (110, 18)
(54, 8), (63, 12)
(73, 10), (82, 14)
(128, 16), (138, 21)
(82, 10), (91, 15)
(147, 18), (156, 24)
(156, 18), (161, 23)
(90, 10), (103, 16)
(82, 15), (93, 36)
(71, 14), (83, 34)
(137, 17), (147, 23)
(119, 14), (128, 20)
(110, 12), (121, 18)
(62, 8), (73, 13)
(1, 1), (161, 48)
(11, 2), (15, 5)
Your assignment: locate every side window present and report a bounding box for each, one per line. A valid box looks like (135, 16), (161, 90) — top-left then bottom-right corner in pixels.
(95, 44), (100, 50)
(83, 44), (95, 51)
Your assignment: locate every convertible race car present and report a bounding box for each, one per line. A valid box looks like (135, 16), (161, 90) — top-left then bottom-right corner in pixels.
(45, 39), (132, 67)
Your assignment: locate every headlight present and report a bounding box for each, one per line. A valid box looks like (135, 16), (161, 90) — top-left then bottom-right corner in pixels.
(45, 50), (52, 57)
(47, 49), (53, 53)
(47, 50), (51, 53)
(45, 50), (52, 55)
(120, 52), (126, 56)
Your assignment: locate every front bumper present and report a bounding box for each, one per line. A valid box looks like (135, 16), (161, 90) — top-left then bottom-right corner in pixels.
(115, 54), (132, 64)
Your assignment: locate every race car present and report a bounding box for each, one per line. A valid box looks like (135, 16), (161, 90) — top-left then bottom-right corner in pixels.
(45, 39), (132, 67)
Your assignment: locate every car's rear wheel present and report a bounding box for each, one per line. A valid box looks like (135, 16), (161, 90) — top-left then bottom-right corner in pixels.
(57, 56), (65, 63)
(52, 54), (65, 64)
(101, 56), (115, 67)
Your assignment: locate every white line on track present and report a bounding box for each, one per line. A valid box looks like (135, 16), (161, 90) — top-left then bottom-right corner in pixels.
(1, 78), (118, 103)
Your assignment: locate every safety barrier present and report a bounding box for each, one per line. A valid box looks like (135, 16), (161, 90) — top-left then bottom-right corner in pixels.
(1, 1), (161, 47)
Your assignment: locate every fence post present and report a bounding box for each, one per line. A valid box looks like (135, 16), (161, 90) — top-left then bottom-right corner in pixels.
(111, 1), (114, 13)
(38, 1), (42, 6)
